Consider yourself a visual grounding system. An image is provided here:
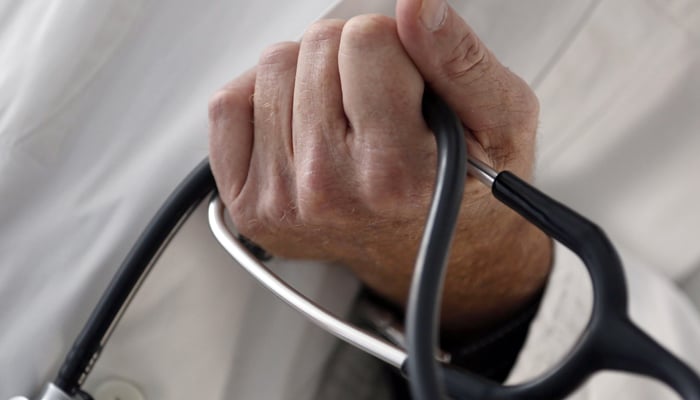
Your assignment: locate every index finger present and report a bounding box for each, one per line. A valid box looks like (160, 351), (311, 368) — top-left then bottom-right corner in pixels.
(208, 68), (256, 204)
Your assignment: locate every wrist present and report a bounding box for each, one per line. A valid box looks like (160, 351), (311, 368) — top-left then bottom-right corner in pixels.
(346, 201), (553, 335)
(441, 209), (552, 333)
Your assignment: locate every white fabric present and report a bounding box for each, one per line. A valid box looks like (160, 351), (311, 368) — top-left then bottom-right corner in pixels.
(1, 0), (700, 399)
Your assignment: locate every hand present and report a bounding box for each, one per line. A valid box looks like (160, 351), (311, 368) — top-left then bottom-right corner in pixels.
(209, 1), (551, 334)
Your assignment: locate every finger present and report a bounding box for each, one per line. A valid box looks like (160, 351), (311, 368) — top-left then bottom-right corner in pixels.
(240, 41), (301, 237)
(294, 19), (346, 149)
(208, 68), (256, 204)
(291, 20), (352, 218)
(338, 14), (427, 144)
(253, 41), (300, 171)
(396, 0), (539, 170)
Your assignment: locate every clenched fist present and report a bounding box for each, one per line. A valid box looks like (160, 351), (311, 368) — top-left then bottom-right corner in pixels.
(209, 0), (551, 334)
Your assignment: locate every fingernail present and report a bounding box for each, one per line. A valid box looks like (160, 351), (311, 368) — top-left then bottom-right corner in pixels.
(420, 0), (447, 32)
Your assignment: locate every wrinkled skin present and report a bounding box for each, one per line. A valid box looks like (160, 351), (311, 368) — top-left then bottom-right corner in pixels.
(209, 0), (551, 334)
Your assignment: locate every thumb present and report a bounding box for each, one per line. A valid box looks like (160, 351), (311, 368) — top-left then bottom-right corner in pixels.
(396, 0), (539, 172)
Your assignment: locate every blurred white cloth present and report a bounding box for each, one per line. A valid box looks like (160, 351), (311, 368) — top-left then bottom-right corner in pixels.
(1, 0), (700, 399)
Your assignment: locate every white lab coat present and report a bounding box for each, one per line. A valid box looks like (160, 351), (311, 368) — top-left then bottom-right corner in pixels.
(1, 0), (699, 399)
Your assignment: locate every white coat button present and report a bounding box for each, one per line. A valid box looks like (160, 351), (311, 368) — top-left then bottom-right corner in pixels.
(93, 380), (145, 400)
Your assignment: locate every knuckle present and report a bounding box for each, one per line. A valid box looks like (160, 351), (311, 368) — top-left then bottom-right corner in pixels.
(359, 178), (400, 214)
(208, 89), (241, 123)
(303, 19), (345, 45)
(442, 31), (489, 81)
(342, 14), (397, 48)
(258, 41), (300, 68)
(229, 186), (295, 241)
(357, 161), (425, 216)
(297, 184), (329, 223)
(295, 157), (340, 223)
(297, 192), (332, 224)
(228, 199), (262, 240)
(258, 179), (297, 227)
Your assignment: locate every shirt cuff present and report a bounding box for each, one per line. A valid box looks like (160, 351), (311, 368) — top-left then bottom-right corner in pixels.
(505, 241), (593, 384)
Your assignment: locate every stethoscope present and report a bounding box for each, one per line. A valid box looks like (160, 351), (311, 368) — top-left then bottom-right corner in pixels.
(13, 90), (700, 400)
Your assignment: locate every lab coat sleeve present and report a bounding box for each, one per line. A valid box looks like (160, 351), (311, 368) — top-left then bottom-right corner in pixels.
(505, 242), (593, 385)
(507, 242), (700, 399)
